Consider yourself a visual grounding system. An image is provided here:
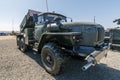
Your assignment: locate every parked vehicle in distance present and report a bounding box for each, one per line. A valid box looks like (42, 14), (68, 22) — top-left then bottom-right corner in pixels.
(16, 9), (110, 75)
(109, 19), (120, 50)
(104, 29), (112, 43)
(110, 27), (120, 49)
(0, 32), (8, 36)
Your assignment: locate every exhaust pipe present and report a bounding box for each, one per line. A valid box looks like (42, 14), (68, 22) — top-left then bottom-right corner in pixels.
(82, 62), (93, 71)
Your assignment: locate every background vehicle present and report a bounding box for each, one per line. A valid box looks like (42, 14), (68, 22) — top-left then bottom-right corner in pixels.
(17, 9), (110, 75)
(0, 32), (8, 36)
(104, 29), (112, 43)
(109, 19), (120, 50)
(110, 27), (120, 49)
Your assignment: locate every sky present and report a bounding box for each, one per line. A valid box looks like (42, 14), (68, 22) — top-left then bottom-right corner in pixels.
(0, 0), (120, 31)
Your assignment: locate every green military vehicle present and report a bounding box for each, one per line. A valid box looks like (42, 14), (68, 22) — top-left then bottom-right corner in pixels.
(109, 19), (120, 49)
(110, 27), (120, 49)
(17, 9), (110, 75)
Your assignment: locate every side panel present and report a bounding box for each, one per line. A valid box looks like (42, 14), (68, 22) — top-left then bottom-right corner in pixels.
(34, 24), (46, 41)
(39, 33), (74, 46)
(37, 32), (82, 52)
(111, 29), (120, 44)
(24, 28), (34, 45)
(97, 26), (105, 42)
(82, 25), (98, 46)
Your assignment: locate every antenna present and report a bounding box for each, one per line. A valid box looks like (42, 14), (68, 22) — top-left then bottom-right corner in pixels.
(46, 0), (49, 12)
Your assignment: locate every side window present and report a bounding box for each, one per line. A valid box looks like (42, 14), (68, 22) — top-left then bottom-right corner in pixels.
(37, 16), (44, 24)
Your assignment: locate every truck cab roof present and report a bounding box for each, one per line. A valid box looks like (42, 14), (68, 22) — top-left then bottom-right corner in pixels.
(38, 12), (66, 18)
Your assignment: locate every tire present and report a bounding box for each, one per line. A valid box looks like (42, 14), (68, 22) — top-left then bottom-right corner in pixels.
(17, 37), (20, 49)
(20, 38), (28, 52)
(41, 43), (64, 75)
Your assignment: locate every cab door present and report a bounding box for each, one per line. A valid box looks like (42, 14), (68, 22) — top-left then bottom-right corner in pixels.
(34, 15), (46, 41)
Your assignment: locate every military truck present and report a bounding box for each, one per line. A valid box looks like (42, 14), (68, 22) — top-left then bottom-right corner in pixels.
(109, 19), (120, 49)
(17, 9), (110, 75)
(109, 27), (120, 49)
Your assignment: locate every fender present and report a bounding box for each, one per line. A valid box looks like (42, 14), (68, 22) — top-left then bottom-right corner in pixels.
(37, 32), (82, 52)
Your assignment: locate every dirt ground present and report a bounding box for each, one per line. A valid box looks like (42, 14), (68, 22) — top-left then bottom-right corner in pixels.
(0, 36), (15, 40)
(0, 36), (120, 80)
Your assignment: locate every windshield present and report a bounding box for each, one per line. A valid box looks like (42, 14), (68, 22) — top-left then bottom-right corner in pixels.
(45, 14), (67, 23)
(105, 31), (110, 36)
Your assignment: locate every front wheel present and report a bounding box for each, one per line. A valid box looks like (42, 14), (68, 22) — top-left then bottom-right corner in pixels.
(41, 43), (64, 75)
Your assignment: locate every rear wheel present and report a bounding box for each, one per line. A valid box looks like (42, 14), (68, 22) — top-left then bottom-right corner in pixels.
(17, 37), (20, 49)
(41, 43), (64, 75)
(20, 38), (28, 52)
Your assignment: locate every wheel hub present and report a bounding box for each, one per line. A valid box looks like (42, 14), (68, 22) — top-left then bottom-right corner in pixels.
(46, 55), (52, 64)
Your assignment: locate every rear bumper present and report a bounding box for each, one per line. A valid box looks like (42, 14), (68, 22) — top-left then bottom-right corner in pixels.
(82, 43), (110, 71)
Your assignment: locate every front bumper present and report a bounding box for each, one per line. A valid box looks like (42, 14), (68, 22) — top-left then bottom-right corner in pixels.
(82, 43), (110, 71)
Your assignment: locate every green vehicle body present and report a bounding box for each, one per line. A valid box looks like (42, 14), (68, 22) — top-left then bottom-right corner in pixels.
(17, 10), (105, 52)
(110, 19), (120, 49)
(16, 9), (109, 75)
(110, 27), (120, 48)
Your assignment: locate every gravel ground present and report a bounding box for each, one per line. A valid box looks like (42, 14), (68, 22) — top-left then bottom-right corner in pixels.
(0, 36), (120, 80)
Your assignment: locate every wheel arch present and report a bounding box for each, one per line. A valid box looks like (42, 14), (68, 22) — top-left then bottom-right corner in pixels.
(16, 34), (24, 46)
(41, 42), (64, 75)
(38, 34), (60, 53)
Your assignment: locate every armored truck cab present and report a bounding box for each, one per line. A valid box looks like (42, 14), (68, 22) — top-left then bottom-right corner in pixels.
(17, 9), (110, 75)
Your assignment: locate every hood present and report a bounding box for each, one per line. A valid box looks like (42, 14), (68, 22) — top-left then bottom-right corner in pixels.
(47, 22), (97, 32)
(62, 22), (97, 26)
(61, 22), (97, 32)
